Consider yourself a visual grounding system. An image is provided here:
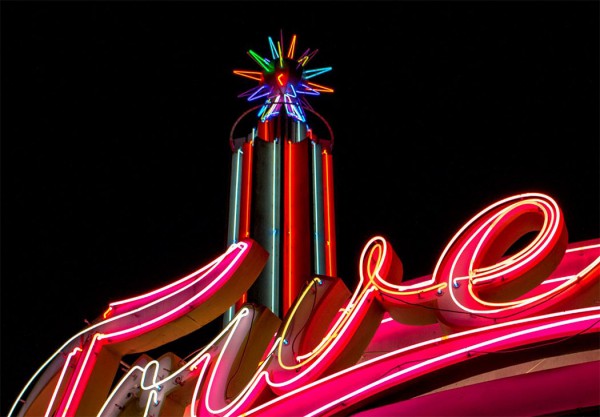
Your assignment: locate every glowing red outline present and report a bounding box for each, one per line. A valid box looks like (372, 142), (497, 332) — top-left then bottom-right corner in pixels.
(10, 193), (599, 417)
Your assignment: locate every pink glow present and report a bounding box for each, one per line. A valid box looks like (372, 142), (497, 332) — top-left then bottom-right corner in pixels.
(433, 193), (572, 327)
(37, 239), (266, 416)
(350, 361), (600, 416)
(44, 347), (81, 417)
(106, 242), (245, 315)
(55, 334), (104, 416)
(99, 241), (253, 343)
(10, 194), (600, 417)
(243, 309), (600, 416)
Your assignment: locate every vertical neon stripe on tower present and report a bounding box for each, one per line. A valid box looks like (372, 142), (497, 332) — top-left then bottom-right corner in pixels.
(283, 129), (311, 315)
(284, 138), (293, 315)
(271, 139), (281, 317)
(239, 139), (254, 239)
(322, 148), (337, 277)
(227, 148), (243, 245)
(311, 141), (326, 275)
(225, 148), (243, 323)
(234, 139), (254, 311)
(251, 121), (281, 317)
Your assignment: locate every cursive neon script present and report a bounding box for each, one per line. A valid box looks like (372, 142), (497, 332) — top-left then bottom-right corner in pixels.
(10, 193), (600, 417)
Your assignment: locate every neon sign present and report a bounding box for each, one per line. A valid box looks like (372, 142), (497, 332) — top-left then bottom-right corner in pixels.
(9, 192), (599, 417)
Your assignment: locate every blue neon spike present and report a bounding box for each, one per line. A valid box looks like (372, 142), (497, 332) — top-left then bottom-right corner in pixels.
(248, 85), (270, 101)
(287, 85), (298, 97)
(296, 83), (320, 96)
(303, 67), (333, 79)
(268, 37), (279, 60)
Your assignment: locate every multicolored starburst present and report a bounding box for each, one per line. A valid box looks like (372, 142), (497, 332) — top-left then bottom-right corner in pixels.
(234, 32), (333, 123)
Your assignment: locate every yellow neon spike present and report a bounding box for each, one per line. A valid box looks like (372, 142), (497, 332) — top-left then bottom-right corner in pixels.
(287, 34), (297, 59)
(298, 56), (309, 67)
(233, 70), (263, 82)
(307, 81), (334, 93)
(301, 49), (319, 67)
(277, 41), (283, 68)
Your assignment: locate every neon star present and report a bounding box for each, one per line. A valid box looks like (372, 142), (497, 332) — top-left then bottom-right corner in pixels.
(234, 32), (333, 123)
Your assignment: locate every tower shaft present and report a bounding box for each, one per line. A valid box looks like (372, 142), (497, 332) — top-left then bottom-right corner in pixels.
(226, 116), (336, 321)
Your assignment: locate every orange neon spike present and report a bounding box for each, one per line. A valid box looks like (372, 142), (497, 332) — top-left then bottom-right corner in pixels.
(233, 70), (264, 82)
(307, 81), (334, 93)
(287, 34), (297, 59)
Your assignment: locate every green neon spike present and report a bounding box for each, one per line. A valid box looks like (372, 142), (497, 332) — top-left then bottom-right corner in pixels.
(248, 50), (274, 73)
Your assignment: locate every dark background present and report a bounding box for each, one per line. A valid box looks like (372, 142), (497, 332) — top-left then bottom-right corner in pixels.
(2, 1), (598, 415)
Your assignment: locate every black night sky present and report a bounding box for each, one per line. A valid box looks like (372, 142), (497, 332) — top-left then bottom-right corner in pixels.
(2, 1), (598, 415)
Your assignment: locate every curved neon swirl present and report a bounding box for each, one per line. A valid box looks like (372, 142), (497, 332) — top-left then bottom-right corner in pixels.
(244, 308), (600, 416)
(9, 193), (600, 417)
(273, 234), (446, 372)
(191, 194), (598, 415)
(10, 239), (267, 417)
(97, 305), (280, 417)
(432, 193), (575, 328)
(364, 236), (447, 297)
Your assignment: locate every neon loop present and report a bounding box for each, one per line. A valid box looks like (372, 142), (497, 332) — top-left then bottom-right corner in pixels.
(362, 236), (446, 299)
(468, 200), (560, 286)
(270, 235), (444, 382)
(9, 193), (600, 417)
(433, 193), (572, 325)
(26, 239), (265, 417)
(272, 238), (402, 372)
(277, 278), (328, 369)
(101, 193), (599, 416)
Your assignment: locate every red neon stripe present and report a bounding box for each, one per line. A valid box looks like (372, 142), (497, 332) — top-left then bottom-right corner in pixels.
(240, 141), (253, 238)
(322, 150), (337, 276)
(283, 139), (311, 315)
(283, 141), (295, 315)
(235, 292), (248, 311)
(235, 142), (254, 312)
(55, 336), (105, 417)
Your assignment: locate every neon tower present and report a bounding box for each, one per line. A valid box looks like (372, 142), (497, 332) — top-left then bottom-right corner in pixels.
(224, 32), (336, 322)
(7, 30), (600, 417)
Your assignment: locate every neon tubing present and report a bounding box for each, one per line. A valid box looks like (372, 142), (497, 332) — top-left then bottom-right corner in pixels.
(311, 141), (326, 275)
